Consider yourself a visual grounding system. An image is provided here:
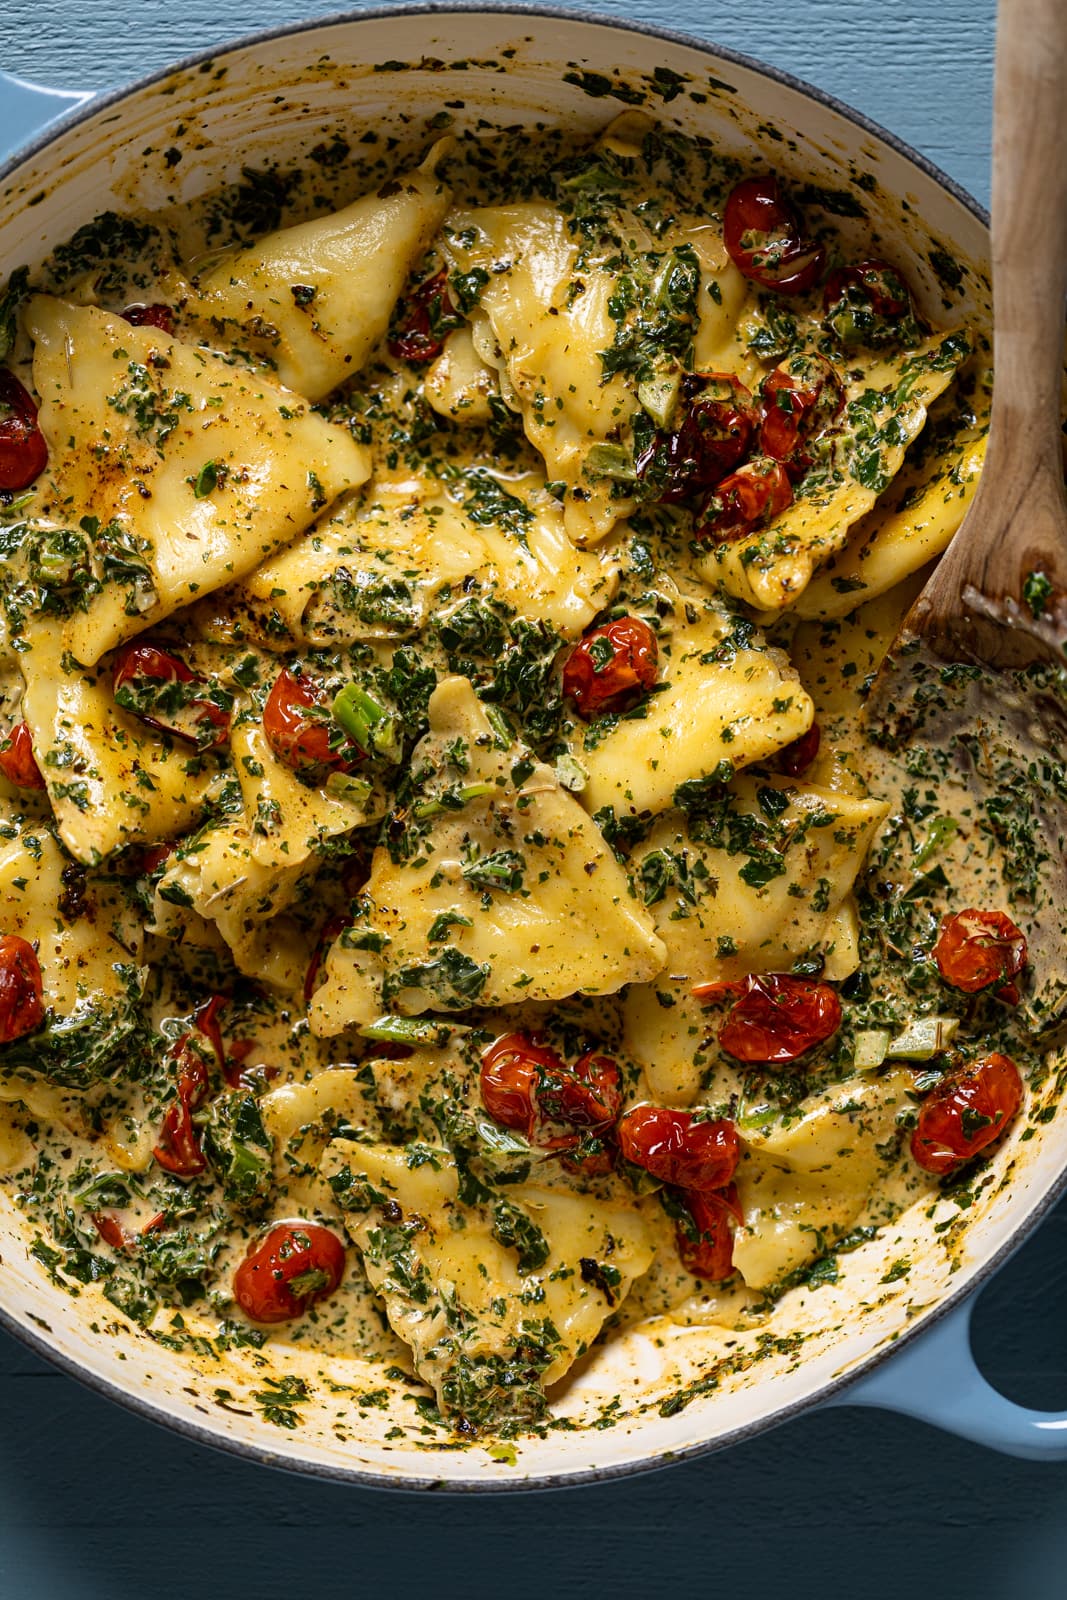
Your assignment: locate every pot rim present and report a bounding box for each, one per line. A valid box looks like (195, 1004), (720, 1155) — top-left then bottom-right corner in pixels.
(0, 1), (1024, 1493)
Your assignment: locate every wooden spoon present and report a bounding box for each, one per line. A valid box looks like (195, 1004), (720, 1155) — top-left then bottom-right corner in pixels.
(867, 0), (1067, 1028)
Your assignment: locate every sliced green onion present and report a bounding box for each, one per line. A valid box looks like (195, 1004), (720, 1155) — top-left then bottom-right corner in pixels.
(638, 369), (681, 429)
(584, 442), (638, 482)
(853, 1029), (891, 1070)
(412, 781), (494, 820)
(324, 772), (373, 806)
(911, 815), (959, 868)
(554, 753), (588, 793)
(886, 1015), (959, 1061)
(332, 683), (402, 763)
(358, 1015), (457, 1047)
(737, 1100), (779, 1132)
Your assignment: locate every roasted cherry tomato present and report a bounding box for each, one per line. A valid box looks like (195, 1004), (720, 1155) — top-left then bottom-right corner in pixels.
(562, 616), (659, 718)
(758, 353), (844, 470)
(776, 721), (821, 777)
(112, 641), (231, 751)
(234, 1221), (346, 1323)
(0, 934), (45, 1043)
(616, 1105), (740, 1192)
(822, 259), (920, 348)
(694, 972), (842, 1064)
(0, 721), (46, 790)
(387, 270), (462, 364)
(636, 372), (757, 504)
(480, 1032), (568, 1142)
(91, 1212), (136, 1253)
(910, 1053), (1023, 1176)
(121, 303), (175, 334)
(723, 176), (826, 295)
(263, 668), (363, 785)
(0, 369), (48, 492)
(480, 1033), (622, 1151)
(696, 456), (793, 542)
(152, 997), (226, 1178)
(933, 909), (1028, 1000)
(674, 1184), (741, 1280)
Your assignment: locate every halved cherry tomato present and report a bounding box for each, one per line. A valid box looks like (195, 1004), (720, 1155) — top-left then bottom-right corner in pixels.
(562, 616), (659, 718)
(121, 303), (175, 334)
(112, 642), (231, 751)
(636, 372), (757, 504)
(758, 353), (844, 470)
(480, 1033), (623, 1152)
(0, 721), (46, 790)
(152, 997), (227, 1178)
(234, 1221), (346, 1323)
(388, 270), (462, 364)
(616, 1105), (740, 1192)
(697, 457), (793, 543)
(263, 668), (363, 784)
(694, 972), (842, 1064)
(933, 910), (1028, 999)
(0, 369), (48, 492)
(723, 176), (826, 295)
(0, 934), (45, 1043)
(822, 259), (920, 347)
(776, 721), (821, 777)
(675, 1184), (741, 1280)
(91, 1212), (136, 1253)
(910, 1053), (1023, 1176)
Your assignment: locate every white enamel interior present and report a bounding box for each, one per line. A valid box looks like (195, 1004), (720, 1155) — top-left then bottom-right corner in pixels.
(1, 7), (1050, 1489)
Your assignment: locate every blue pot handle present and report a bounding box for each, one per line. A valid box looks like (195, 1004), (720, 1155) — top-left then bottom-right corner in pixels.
(0, 72), (95, 166)
(828, 1292), (1067, 1459)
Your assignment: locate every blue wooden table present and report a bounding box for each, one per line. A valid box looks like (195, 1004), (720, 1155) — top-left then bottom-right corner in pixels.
(6, 2), (1067, 1594)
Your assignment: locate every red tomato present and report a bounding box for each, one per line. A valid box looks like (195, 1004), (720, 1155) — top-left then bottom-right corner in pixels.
(0, 369), (48, 492)
(567, 1050), (624, 1128)
(480, 1032), (572, 1145)
(562, 616), (659, 718)
(0, 721), (46, 789)
(0, 934), (45, 1043)
(675, 1185), (741, 1280)
(637, 372), (757, 504)
(388, 270), (461, 364)
(480, 1034), (623, 1151)
(152, 998), (226, 1178)
(758, 353), (844, 468)
(694, 973), (842, 1064)
(723, 176), (826, 295)
(263, 668), (362, 783)
(91, 1212), (136, 1252)
(910, 1053), (1023, 1176)
(822, 259), (918, 346)
(121, 303), (175, 334)
(616, 1105), (740, 1192)
(234, 1222), (346, 1323)
(112, 641), (231, 751)
(776, 721), (821, 777)
(697, 457), (793, 542)
(933, 910), (1028, 997)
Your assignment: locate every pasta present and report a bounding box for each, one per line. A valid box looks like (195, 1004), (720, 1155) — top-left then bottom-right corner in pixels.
(0, 112), (1033, 1441)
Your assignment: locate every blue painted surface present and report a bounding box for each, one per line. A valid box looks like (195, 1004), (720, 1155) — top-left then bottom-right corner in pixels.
(8, 2), (1067, 1594)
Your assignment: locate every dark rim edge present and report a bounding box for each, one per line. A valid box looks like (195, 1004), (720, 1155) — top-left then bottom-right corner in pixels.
(0, 1), (1020, 1494)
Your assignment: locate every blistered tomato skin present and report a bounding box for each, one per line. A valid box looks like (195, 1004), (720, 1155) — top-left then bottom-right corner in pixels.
(121, 303), (175, 334)
(675, 1185), (740, 1280)
(562, 616), (659, 718)
(234, 1222), (346, 1324)
(911, 1053), (1023, 1176)
(697, 457), (793, 542)
(480, 1035), (624, 1150)
(0, 934), (45, 1043)
(758, 354), (844, 468)
(933, 910), (1028, 997)
(152, 998), (227, 1178)
(388, 270), (461, 364)
(112, 642), (231, 751)
(694, 973), (842, 1064)
(723, 176), (826, 295)
(637, 372), (756, 504)
(0, 721), (47, 789)
(616, 1106), (740, 1192)
(263, 668), (362, 784)
(0, 369), (48, 492)
(822, 260), (919, 347)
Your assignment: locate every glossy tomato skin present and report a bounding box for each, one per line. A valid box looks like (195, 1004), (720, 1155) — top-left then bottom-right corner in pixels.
(0, 721), (46, 789)
(697, 457), (793, 542)
(152, 997), (227, 1178)
(911, 1053), (1023, 1176)
(637, 372), (756, 504)
(758, 353), (844, 470)
(0, 369), (48, 492)
(776, 721), (821, 777)
(480, 1034), (623, 1152)
(933, 909), (1028, 997)
(121, 303), (175, 334)
(823, 259), (920, 347)
(723, 176), (826, 295)
(675, 1185), (740, 1280)
(616, 1105), (740, 1192)
(562, 616), (659, 718)
(0, 934), (45, 1043)
(263, 668), (362, 785)
(480, 1032), (565, 1142)
(694, 973), (842, 1064)
(112, 642), (231, 751)
(388, 270), (461, 364)
(234, 1222), (346, 1323)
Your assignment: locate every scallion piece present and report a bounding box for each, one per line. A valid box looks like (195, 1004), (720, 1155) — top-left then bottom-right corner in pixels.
(332, 683), (402, 763)
(853, 1029), (891, 1070)
(359, 1015), (457, 1047)
(886, 1015), (959, 1061)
